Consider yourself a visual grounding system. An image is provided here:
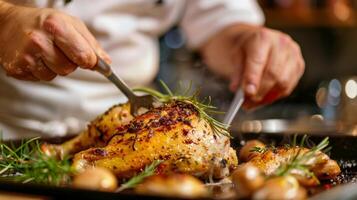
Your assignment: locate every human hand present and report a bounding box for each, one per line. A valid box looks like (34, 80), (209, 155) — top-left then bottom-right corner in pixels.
(0, 2), (111, 81)
(201, 24), (305, 109)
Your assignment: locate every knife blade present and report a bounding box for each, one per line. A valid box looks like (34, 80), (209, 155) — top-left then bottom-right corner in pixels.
(223, 87), (245, 126)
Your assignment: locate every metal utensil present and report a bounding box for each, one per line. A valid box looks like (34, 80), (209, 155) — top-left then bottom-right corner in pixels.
(94, 56), (155, 115)
(223, 87), (245, 125)
(223, 87), (245, 144)
(309, 182), (357, 200)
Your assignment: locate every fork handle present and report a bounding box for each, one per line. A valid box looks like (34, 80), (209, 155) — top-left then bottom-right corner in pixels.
(94, 56), (136, 100)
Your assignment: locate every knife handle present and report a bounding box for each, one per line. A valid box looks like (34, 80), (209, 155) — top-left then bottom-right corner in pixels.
(94, 56), (112, 77)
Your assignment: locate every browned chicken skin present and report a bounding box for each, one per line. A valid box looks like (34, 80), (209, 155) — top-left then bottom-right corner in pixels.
(44, 103), (134, 157)
(44, 97), (341, 192)
(45, 101), (238, 179)
(239, 140), (341, 186)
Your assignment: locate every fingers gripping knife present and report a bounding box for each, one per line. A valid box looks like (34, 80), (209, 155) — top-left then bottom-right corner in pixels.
(94, 56), (155, 115)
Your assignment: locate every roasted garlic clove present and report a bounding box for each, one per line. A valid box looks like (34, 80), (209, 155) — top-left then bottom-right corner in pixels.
(73, 167), (118, 192)
(135, 174), (208, 198)
(253, 175), (307, 200)
(232, 163), (264, 198)
(239, 140), (265, 162)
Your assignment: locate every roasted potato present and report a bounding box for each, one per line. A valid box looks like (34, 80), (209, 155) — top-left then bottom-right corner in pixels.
(135, 174), (208, 198)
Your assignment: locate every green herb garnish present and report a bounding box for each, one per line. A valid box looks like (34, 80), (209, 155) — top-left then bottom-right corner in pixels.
(0, 137), (74, 185)
(116, 160), (162, 192)
(134, 81), (231, 138)
(250, 146), (268, 154)
(274, 136), (330, 179)
(250, 142), (277, 154)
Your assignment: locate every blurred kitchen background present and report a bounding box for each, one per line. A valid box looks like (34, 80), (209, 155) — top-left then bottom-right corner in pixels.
(156, 0), (357, 136)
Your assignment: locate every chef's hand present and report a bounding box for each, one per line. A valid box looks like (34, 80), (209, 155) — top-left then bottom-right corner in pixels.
(200, 24), (305, 109)
(0, 2), (110, 81)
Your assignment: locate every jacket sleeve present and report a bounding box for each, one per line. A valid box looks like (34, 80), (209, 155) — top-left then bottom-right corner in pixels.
(180, 0), (265, 49)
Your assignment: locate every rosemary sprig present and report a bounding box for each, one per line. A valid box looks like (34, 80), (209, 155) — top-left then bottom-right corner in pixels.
(250, 143), (276, 154)
(250, 146), (268, 154)
(116, 160), (163, 192)
(274, 136), (330, 178)
(0, 137), (74, 185)
(134, 81), (231, 138)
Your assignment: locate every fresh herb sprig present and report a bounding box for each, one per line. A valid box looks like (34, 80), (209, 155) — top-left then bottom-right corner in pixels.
(250, 143), (277, 154)
(250, 146), (269, 154)
(274, 136), (330, 178)
(248, 135), (331, 181)
(134, 81), (231, 138)
(0, 137), (73, 185)
(116, 160), (163, 192)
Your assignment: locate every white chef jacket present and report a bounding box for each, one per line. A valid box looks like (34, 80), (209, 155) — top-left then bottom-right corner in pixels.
(0, 0), (264, 139)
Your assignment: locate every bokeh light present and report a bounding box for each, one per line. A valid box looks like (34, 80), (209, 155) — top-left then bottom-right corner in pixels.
(345, 79), (357, 99)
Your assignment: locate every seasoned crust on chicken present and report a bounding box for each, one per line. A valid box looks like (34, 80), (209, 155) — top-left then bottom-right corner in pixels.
(248, 147), (340, 179)
(43, 103), (134, 157)
(239, 141), (341, 186)
(64, 101), (238, 179)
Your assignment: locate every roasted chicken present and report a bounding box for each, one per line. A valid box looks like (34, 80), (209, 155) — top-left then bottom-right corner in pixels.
(45, 103), (134, 157)
(239, 140), (341, 186)
(41, 94), (342, 200)
(44, 101), (238, 179)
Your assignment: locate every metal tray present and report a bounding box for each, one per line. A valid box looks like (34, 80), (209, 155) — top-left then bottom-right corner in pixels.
(0, 133), (356, 200)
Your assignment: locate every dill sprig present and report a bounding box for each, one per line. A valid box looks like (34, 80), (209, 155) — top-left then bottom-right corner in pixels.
(116, 160), (162, 192)
(0, 137), (74, 185)
(134, 81), (231, 138)
(274, 136), (330, 179)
